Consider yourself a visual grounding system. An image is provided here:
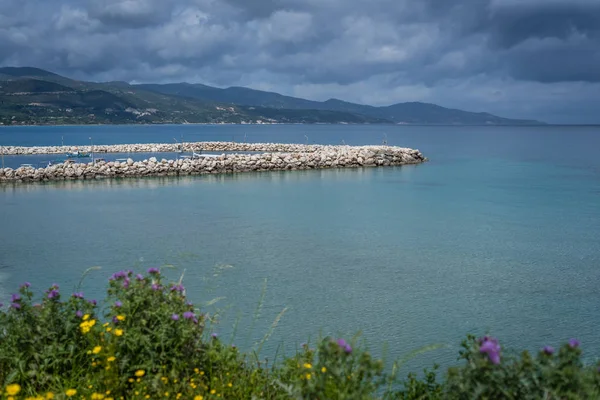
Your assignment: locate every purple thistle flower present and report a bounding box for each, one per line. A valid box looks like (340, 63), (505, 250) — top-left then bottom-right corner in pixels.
(232, 344), (236, 349)
(47, 289), (59, 299)
(569, 338), (580, 348)
(112, 316), (119, 324)
(136, 274), (144, 281)
(186, 301), (193, 307)
(193, 317), (199, 324)
(114, 301), (122, 308)
(72, 292), (84, 299)
(170, 284), (184, 293)
(337, 338), (347, 348)
(11, 302), (21, 309)
(11, 293), (21, 303)
(344, 344), (353, 354)
(171, 314), (180, 321)
(211, 333), (218, 339)
(20, 282), (31, 289)
(76, 310), (83, 318)
(89, 299), (97, 306)
(110, 270), (128, 281)
(183, 311), (194, 320)
(123, 278), (130, 289)
(148, 267), (160, 275)
(151, 283), (160, 291)
(51, 283), (59, 289)
(479, 336), (501, 365)
(543, 346), (555, 355)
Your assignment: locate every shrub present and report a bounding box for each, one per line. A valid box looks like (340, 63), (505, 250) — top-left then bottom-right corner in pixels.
(1, 271), (600, 399)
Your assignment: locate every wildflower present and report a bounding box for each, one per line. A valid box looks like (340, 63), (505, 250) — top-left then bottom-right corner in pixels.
(211, 332), (218, 338)
(79, 319), (97, 334)
(304, 363), (312, 369)
(89, 299), (97, 306)
(183, 311), (194, 320)
(91, 393), (105, 399)
(543, 346), (555, 355)
(569, 338), (580, 348)
(194, 396), (203, 400)
(76, 310), (83, 318)
(170, 284), (184, 293)
(306, 373), (312, 380)
(20, 282), (31, 289)
(11, 293), (21, 302)
(72, 292), (84, 299)
(152, 283), (161, 291)
(479, 336), (501, 365)
(171, 314), (179, 321)
(136, 274), (144, 281)
(65, 389), (77, 397)
(93, 346), (102, 354)
(5, 384), (21, 395)
(10, 303), (21, 309)
(210, 390), (216, 395)
(228, 383), (232, 387)
(116, 315), (125, 321)
(114, 329), (124, 336)
(148, 267), (160, 274)
(107, 356), (116, 362)
(114, 301), (122, 308)
(123, 278), (130, 289)
(83, 314), (90, 321)
(135, 370), (145, 377)
(321, 367), (327, 373)
(45, 393), (54, 399)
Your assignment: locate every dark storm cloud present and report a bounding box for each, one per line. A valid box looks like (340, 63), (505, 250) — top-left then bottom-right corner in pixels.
(0, 0), (599, 122)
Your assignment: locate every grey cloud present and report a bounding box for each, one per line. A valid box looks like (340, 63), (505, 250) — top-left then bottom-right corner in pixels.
(0, 0), (599, 122)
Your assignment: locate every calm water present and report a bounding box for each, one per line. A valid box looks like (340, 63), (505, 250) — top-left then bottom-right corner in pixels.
(1, 124), (600, 371)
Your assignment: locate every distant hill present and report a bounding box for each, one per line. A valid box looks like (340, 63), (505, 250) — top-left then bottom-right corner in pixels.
(136, 83), (544, 125)
(0, 67), (544, 126)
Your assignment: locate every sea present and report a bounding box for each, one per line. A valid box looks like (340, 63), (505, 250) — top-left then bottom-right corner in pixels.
(1, 124), (599, 373)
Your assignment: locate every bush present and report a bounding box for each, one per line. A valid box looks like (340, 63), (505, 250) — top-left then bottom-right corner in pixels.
(1, 271), (599, 399)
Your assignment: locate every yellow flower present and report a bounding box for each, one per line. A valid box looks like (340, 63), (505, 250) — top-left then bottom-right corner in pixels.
(83, 314), (90, 321)
(114, 329), (123, 336)
(65, 389), (77, 397)
(321, 366), (327, 373)
(164, 392), (169, 397)
(93, 346), (102, 354)
(45, 393), (54, 399)
(305, 373), (312, 380)
(107, 356), (116, 362)
(106, 327), (112, 332)
(210, 390), (216, 395)
(303, 363), (312, 369)
(227, 383), (232, 387)
(176, 394), (182, 399)
(91, 393), (105, 399)
(5, 384), (21, 395)
(135, 370), (145, 377)
(116, 315), (125, 321)
(128, 378), (134, 383)
(194, 396), (203, 400)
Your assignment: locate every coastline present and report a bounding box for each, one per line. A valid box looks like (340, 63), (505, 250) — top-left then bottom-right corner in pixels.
(0, 142), (427, 183)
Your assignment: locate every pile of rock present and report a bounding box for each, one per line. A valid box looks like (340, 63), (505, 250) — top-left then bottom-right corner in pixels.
(3, 141), (404, 155)
(0, 144), (427, 183)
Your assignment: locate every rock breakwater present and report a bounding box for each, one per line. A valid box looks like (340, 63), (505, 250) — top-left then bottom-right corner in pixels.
(0, 143), (426, 183)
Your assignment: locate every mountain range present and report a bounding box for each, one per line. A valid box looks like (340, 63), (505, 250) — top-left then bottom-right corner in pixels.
(0, 67), (544, 126)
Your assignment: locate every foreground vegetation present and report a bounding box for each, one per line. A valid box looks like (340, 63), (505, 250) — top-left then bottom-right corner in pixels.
(1, 269), (599, 399)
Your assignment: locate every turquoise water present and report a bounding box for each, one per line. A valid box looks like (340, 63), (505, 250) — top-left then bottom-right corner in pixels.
(1, 125), (600, 371)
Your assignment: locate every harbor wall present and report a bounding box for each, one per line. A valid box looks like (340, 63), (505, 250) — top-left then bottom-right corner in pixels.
(0, 143), (427, 183)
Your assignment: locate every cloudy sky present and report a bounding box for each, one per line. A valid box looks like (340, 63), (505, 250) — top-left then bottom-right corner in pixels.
(1, 0), (599, 123)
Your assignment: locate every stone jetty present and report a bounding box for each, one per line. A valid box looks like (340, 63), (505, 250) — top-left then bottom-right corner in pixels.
(0, 142), (426, 183)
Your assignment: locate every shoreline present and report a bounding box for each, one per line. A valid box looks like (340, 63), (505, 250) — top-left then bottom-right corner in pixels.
(0, 142), (427, 183)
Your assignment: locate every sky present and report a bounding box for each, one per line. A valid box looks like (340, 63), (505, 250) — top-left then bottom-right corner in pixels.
(1, 0), (599, 123)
